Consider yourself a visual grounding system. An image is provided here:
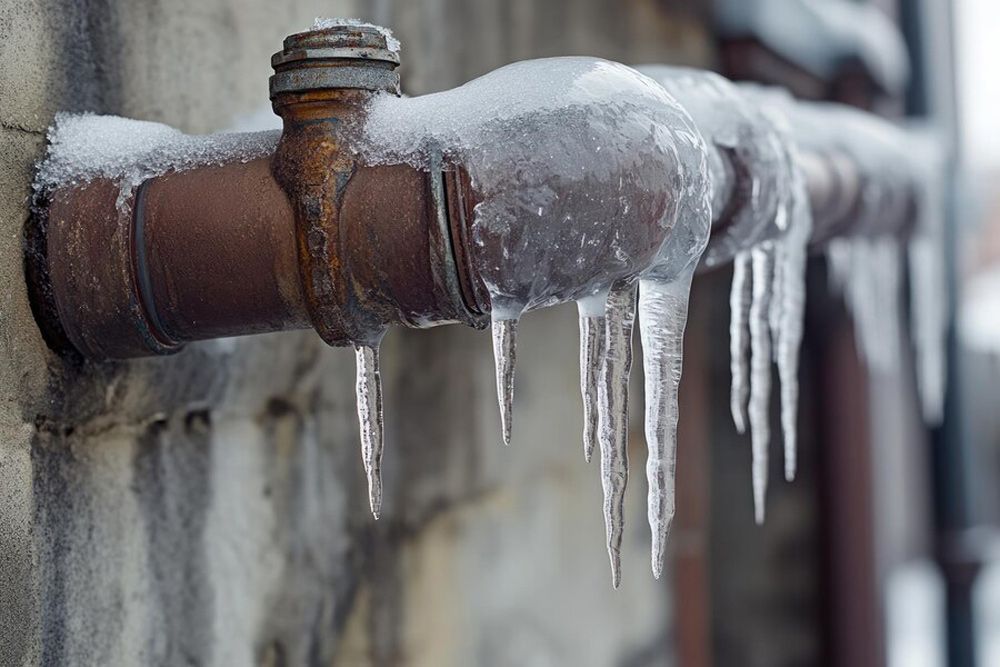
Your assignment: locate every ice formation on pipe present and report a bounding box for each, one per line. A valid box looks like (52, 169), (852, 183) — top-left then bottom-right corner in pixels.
(772, 161), (812, 481)
(638, 67), (791, 267)
(355, 343), (385, 519)
(359, 58), (712, 583)
(752, 89), (814, 482)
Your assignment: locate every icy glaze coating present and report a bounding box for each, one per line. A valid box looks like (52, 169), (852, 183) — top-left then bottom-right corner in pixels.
(359, 60), (714, 584)
(638, 67), (792, 267)
(360, 57), (708, 318)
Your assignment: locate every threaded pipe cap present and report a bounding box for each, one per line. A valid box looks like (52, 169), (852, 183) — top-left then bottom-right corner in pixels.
(270, 21), (400, 98)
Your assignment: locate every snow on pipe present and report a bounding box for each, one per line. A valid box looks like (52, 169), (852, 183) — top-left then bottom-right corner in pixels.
(30, 21), (945, 587)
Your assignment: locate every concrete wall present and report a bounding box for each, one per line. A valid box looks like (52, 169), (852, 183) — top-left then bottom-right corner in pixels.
(0, 1), (711, 664)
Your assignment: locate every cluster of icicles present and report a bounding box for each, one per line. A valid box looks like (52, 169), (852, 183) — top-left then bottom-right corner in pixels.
(35, 49), (940, 588)
(346, 58), (944, 588)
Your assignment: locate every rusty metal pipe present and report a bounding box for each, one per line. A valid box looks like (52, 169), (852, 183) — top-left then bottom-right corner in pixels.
(27, 23), (915, 361)
(29, 23), (487, 360)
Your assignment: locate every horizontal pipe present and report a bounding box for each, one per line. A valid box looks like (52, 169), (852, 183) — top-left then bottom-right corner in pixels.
(34, 134), (911, 360)
(28, 23), (918, 359)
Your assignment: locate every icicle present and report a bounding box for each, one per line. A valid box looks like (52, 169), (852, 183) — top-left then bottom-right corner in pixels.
(749, 244), (774, 524)
(906, 129), (948, 424)
(774, 162), (812, 482)
(769, 243), (786, 349)
(638, 267), (696, 579)
(491, 317), (518, 446)
(873, 238), (903, 371)
(730, 252), (752, 434)
(909, 235), (947, 423)
(598, 280), (637, 588)
(578, 292), (608, 463)
(355, 342), (385, 519)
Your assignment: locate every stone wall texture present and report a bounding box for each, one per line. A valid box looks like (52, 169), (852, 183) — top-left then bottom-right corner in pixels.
(0, 1), (712, 664)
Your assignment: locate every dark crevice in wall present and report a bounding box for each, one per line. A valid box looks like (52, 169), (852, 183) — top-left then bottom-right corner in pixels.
(30, 427), (78, 667)
(0, 122), (45, 136)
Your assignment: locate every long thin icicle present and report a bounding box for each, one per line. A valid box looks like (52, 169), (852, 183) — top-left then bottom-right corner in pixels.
(598, 280), (637, 588)
(749, 244), (774, 524)
(491, 317), (519, 446)
(355, 343), (385, 519)
(638, 267), (695, 579)
(730, 252), (752, 434)
(775, 159), (812, 482)
(578, 294), (608, 463)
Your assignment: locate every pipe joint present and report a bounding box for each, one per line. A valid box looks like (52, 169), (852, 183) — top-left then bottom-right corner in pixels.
(29, 23), (487, 359)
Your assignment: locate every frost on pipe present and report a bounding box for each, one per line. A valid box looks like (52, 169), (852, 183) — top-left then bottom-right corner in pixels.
(360, 57), (712, 583)
(35, 113), (278, 208)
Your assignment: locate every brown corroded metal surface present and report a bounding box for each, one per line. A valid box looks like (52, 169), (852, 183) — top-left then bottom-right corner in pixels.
(268, 23), (485, 347)
(45, 178), (179, 359)
(139, 156), (308, 343)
